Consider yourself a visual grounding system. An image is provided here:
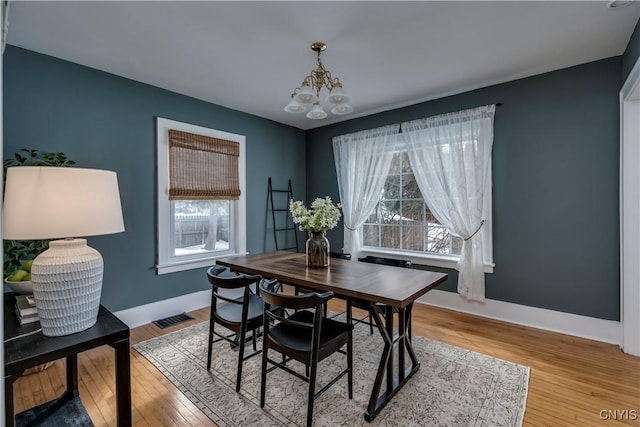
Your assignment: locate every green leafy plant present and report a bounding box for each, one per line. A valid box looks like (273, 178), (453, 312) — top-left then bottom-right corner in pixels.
(3, 148), (75, 278)
(290, 197), (342, 233)
(3, 148), (75, 169)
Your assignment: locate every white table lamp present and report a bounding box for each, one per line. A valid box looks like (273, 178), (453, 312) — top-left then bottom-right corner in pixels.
(3, 166), (125, 336)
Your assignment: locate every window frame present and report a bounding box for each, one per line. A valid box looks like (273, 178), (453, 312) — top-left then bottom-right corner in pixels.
(359, 146), (494, 273)
(156, 117), (246, 275)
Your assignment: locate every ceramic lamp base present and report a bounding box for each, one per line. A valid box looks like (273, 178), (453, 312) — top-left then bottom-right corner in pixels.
(31, 238), (104, 337)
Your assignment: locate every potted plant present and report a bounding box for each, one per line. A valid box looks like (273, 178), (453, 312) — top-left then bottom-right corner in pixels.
(3, 149), (75, 293)
(290, 196), (341, 268)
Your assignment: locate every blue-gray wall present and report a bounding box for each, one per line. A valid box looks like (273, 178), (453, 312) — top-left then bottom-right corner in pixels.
(3, 46), (306, 311)
(2, 43), (630, 320)
(306, 57), (622, 321)
(622, 16), (640, 83)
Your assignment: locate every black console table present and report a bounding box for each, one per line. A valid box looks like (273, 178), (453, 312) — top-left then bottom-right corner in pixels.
(4, 293), (132, 426)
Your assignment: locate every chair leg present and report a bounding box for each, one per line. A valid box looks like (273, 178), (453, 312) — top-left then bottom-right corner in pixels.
(347, 333), (353, 400)
(236, 327), (247, 392)
(368, 311), (374, 335)
(229, 334), (239, 350)
(260, 344), (268, 408)
(207, 319), (215, 371)
(252, 329), (257, 351)
(306, 358), (318, 427)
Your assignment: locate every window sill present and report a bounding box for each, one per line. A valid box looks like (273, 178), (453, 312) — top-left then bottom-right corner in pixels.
(156, 252), (247, 275)
(358, 248), (494, 273)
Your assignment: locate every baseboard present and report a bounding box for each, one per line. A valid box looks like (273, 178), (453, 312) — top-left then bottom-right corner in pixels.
(113, 290), (212, 329)
(418, 289), (621, 345)
(114, 288), (621, 346)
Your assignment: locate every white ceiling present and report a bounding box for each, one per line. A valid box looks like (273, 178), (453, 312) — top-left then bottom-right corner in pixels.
(6, 1), (640, 130)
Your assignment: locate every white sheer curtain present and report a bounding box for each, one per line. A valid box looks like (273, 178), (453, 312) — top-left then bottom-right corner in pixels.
(2, 1), (9, 54)
(402, 105), (495, 301)
(332, 124), (400, 260)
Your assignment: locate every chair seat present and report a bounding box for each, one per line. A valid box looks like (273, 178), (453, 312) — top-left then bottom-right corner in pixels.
(267, 310), (353, 360)
(215, 293), (264, 324)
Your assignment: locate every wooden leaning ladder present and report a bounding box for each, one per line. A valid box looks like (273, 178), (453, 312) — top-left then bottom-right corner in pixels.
(268, 177), (299, 252)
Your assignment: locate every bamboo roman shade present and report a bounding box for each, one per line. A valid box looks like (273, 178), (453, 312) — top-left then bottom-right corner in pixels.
(168, 129), (241, 200)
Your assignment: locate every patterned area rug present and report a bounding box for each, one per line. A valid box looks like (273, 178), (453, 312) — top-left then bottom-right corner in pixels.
(134, 319), (529, 426)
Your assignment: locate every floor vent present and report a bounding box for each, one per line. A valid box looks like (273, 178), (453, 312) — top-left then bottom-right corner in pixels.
(152, 312), (195, 329)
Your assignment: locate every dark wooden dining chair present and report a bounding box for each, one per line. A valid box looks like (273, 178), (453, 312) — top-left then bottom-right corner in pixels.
(331, 251), (352, 261)
(259, 281), (353, 427)
(358, 255), (412, 269)
(347, 256), (412, 334)
(206, 265), (266, 392)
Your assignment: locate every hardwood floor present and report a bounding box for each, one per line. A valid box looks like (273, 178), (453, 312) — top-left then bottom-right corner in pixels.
(9, 293), (640, 426)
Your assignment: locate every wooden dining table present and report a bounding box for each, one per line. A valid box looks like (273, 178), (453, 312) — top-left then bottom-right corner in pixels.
(216, 250), (448, 422)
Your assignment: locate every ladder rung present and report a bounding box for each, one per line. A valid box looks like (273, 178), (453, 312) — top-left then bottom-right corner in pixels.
(273, 209), (289, 212)
(275, 227), (296, 231)
(280, 247), (298, 251)
(271, 190), (290, 193)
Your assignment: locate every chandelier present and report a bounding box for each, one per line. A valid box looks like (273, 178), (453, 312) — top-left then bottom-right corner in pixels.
(284, 42), (353, 119)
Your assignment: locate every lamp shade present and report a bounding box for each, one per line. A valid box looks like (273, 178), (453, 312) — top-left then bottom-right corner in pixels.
(284, 99), (307, 114)
(306, 103), (328, 119)
(293, 84), (318, 104)
(331, 103), (354, 115)
(3, 166), (125, 240)
(326, 86), (350, 105)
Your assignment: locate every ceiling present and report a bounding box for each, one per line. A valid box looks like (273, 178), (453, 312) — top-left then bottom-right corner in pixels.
(6, 1), (640, 130)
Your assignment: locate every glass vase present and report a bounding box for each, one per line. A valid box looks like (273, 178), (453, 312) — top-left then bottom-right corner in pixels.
(306, 231), (330, 268)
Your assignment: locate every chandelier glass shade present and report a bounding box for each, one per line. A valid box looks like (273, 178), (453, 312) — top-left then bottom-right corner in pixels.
(284, 42), (353, 119)
(307, 102), (328, 119)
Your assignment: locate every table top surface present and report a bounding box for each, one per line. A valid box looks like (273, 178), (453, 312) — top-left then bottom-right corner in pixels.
(4, 293), (130, 374)
(216, 251), (448, 308)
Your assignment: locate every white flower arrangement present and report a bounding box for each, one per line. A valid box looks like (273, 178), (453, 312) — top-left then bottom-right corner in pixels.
(290, 197), (342, 233)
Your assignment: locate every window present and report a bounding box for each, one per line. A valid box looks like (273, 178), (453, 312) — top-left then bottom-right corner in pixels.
(335, 105), (495, 289)
(363, 151), (463, 255)
(156, 118), (246, 274)
(361, 150), (493, 272)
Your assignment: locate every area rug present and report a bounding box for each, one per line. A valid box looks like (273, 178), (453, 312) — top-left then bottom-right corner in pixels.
(134, 320), (529, 426)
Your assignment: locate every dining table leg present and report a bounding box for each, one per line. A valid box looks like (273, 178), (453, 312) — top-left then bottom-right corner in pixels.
(364, 303), (420, 422)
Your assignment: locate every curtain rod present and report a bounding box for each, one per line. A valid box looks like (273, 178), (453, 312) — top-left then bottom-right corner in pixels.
(332, 103), (503, 138)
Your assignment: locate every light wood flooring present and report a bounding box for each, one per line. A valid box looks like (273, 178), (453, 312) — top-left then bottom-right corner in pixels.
(9, 291), (640, 426)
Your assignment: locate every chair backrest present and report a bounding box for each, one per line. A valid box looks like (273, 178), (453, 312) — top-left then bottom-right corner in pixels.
(330, 252), (352, 260)
(207, 265), (262, 305)
(207, 265), (262, 289)
(357, 255), (411, 268)
(261, 277), (282, 294)
(260, 280), (333, 326)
